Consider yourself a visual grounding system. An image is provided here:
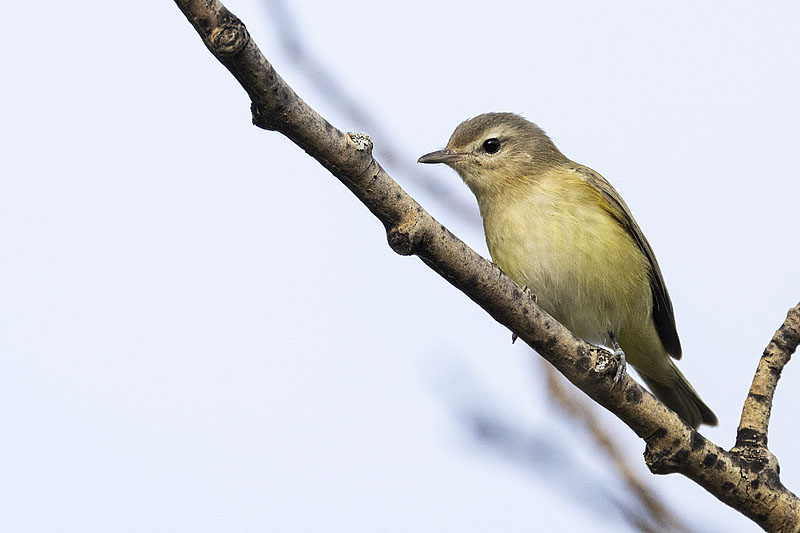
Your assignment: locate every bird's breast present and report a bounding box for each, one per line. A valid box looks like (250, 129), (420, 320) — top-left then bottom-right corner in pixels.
(479, 179), (652, 345)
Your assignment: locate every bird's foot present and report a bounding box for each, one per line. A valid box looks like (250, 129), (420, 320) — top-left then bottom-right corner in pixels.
(521, 284), (538, 303)
(608, 332), (627, 385)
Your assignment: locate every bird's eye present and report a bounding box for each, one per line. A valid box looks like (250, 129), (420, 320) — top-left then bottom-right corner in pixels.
(482, 138), (501, 154)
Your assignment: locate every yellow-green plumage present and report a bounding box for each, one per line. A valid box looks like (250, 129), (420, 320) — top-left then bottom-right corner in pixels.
(419, 112), (716, 429)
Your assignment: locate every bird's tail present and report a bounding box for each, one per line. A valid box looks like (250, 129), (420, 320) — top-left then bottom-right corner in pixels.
(640, 363), (717, 429)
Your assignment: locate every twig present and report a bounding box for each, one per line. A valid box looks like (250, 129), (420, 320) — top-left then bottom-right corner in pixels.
(736, 303), (800, 449)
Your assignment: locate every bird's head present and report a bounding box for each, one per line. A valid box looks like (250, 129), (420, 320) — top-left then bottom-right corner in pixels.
(418, 112), (567, 196)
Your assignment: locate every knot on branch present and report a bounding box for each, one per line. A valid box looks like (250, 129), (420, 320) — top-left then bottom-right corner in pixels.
(644, 428), (703, 475)
(645, 441), (691, 475)
(386, 208), (424, 256)
(210, 19), (250, 58)
(251, 103), (278, 131)
(347, 132), (373, 154)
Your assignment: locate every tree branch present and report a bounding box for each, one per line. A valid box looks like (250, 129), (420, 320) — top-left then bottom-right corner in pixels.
(737, 304), (800, 449)
(173, 1), (800, 529)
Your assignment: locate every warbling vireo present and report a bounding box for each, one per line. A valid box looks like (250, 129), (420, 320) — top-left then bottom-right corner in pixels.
(418, 112), (716, 429)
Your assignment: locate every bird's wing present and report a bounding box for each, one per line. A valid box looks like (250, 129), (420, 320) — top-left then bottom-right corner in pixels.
(574, 166), (682, 359)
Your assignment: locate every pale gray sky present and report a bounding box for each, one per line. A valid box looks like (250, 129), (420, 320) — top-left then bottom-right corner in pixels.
(3, 1), (799, 531)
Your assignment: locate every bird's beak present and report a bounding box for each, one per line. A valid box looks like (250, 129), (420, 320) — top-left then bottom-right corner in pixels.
(417, 149), (464, 165)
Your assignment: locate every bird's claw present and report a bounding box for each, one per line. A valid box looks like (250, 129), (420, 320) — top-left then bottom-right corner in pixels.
(521, 284), (537, 303)
(609, 332), (627, 385)
(612, 348), (627, 384)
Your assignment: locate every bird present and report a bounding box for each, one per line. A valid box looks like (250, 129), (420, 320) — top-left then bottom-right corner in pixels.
(418, 112), (717, 429)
